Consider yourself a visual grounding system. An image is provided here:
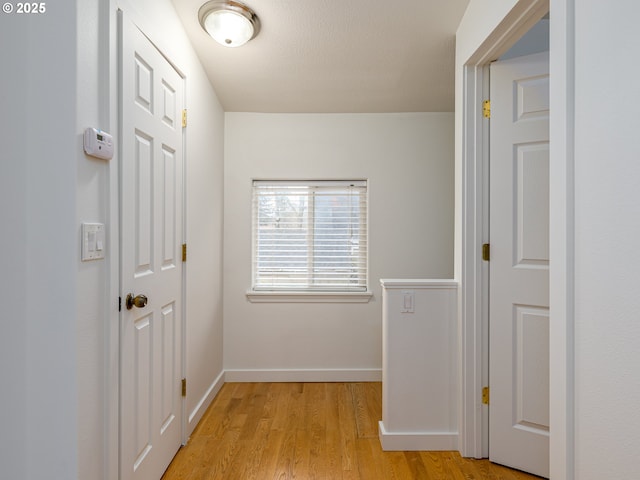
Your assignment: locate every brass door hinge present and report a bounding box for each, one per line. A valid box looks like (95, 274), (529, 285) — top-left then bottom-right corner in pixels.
(482, 243), (490, 262)
(182, 243), (187, 262)
(483, 100), (491, 118)
(182, 109), (187, 128)
(482, 386), (490, 405)
(181, 378), (187, 397)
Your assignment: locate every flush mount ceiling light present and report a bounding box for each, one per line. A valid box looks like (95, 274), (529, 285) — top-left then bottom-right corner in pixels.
(198, 0), (260, 48)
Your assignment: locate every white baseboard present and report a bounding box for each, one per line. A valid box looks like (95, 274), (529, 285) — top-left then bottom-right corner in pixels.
(378, 421), (458, 451)
(224, 368), (382, 383)
(186, 370), (225, 436)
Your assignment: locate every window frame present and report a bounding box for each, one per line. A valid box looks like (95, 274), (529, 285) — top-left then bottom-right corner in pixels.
(247, 179), (372, 303)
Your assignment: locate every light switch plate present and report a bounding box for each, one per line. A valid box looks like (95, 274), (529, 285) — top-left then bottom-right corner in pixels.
(82, 223), (105, 261)
(401, 290), (415, 313)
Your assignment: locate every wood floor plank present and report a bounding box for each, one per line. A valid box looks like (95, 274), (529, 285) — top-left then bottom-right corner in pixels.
(404, 451), (431, 479)
(269, 383), (292, 431)
(336, 382), (358, 474)
(354, 437), (382, 479)
(273, 426), (298, 478)
(292, 424), (313, 478)
(201, 427), (241, 479)
(419, 451), (459, 480)
(324, 383), (345, 479)
(386, 450), (419, 479)
(162, 382), (542, 480)
(351, 382), (382, 439)
(253, 427), (286, 480)
(306, 384), (329, 479)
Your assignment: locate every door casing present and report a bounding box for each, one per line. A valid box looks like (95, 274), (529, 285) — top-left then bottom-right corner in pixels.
(458, 0), (549, 460)
(106, 2), (188, 479)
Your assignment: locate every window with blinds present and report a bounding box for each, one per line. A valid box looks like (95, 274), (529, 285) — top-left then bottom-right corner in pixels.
(252, 180), (368, 292)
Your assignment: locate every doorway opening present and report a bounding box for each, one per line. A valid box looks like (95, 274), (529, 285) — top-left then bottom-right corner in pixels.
(458, 0), (549, 472)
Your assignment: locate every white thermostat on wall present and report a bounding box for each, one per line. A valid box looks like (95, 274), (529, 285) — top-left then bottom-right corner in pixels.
(83, 127), (113, 160)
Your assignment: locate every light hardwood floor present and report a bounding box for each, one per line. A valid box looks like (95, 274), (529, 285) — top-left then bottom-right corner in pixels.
(162, 382), (541, 480)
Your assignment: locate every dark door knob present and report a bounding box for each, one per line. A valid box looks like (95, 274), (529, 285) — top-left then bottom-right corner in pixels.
(125, 293), (148, 310)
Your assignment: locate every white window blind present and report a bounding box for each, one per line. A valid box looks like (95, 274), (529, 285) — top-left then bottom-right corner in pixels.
(252, 180), (368, 292)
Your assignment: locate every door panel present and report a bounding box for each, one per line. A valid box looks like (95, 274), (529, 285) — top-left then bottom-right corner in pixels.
(159, 302), (177, 434)
(516, 143), (549, 266)
(514, 305), (549, 430)
(489, 51), (549, 478)
(133, 313), (153, 469)
(161, 146), (178, 269)
(134, 131), (153, 275)
(120, 11), (184, 480)
(515, 75), (550, 120)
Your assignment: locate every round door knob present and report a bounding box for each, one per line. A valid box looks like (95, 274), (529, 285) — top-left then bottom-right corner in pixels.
(126, 293), (148, 310)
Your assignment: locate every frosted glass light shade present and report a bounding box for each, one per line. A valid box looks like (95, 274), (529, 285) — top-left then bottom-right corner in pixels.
(198, 1), (260, 48)
(204, 10), (253, 47)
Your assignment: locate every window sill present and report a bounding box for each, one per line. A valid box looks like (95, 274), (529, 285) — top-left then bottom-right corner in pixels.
(246, 290), (373, 303)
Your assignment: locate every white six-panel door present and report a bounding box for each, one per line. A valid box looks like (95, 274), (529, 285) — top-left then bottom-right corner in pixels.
(489, 51), (550, 478)
(119, 12), (184, 480)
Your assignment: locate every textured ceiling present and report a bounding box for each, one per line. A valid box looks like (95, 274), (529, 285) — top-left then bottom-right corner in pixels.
(171, 0), (470, 113)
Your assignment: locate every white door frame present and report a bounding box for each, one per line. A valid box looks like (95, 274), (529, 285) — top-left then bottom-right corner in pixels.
(458, 0), (550, 461)
(106, 4), (121, 480)
(106, 2), (188, 479)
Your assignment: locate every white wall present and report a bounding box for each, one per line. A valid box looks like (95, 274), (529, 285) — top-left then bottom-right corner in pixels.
(224, 113), (454, 379)
(1, 1), (224, 478)
(0, 5), (79, 479)
(571, 1), (640, 478)
(181, 29), (226, 435)
(76, 2), (110, 477)
(0, 13), (29, 479)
